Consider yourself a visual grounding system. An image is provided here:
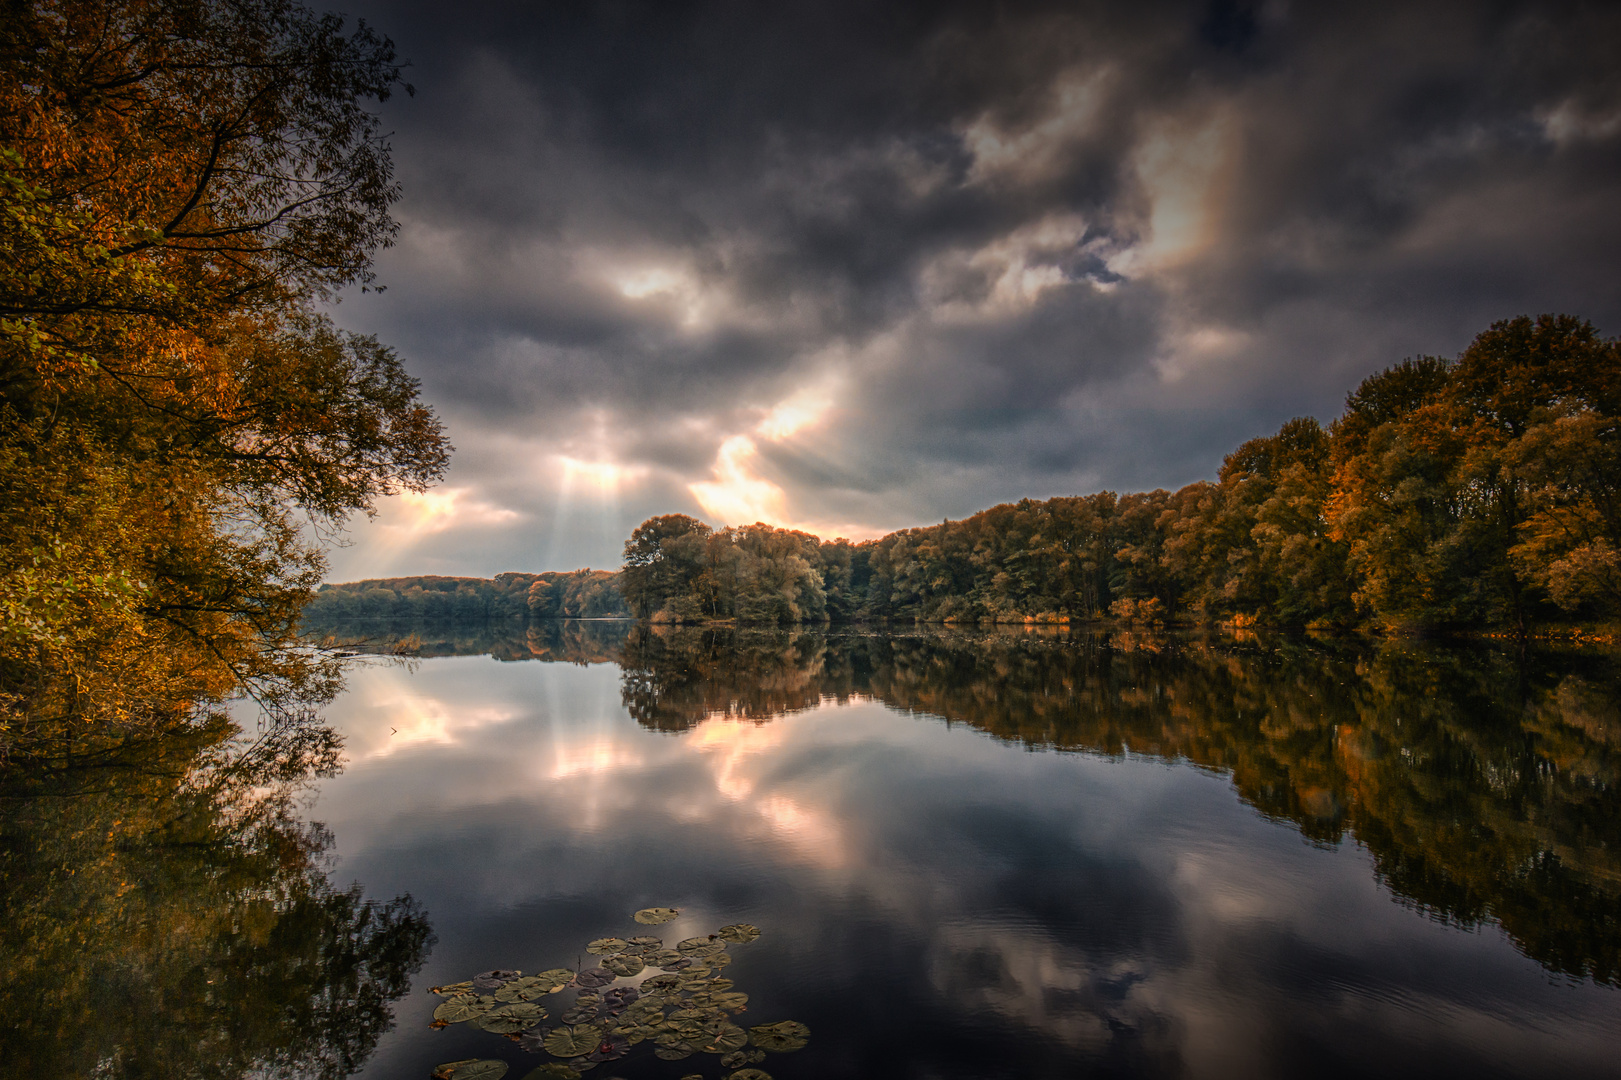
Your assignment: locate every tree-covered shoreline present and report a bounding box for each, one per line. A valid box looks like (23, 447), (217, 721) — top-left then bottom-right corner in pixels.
(616, 314), (1619, 636)
(320, 314), (1619, 639)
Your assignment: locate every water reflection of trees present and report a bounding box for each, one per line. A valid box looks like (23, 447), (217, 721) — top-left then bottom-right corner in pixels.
(0, 711), (434, 1077)
(613, 626), (1621, 986)
(310, 617), (630, 663)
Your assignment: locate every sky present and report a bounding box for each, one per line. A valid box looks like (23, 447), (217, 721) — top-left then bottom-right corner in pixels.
(318, 0), (1621, 580)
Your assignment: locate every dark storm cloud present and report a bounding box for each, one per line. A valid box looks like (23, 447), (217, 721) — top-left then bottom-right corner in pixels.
(323, 0), (1621, 574)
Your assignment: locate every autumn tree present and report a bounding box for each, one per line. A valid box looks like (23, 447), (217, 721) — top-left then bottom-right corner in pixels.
(0, 0), (450, 754)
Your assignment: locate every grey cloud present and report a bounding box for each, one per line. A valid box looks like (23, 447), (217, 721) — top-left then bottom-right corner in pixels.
(325, 0), (1621, 570)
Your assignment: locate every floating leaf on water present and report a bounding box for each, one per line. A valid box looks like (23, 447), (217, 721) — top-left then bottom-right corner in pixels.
(496, 976), (555, 1003)
(706, 978), (735, 992)
(726, 1070), (772, 1080)
(602, 954), (644, 977)
(720, 1051), (749, 1069)
(656, 955), (691, 971)
(543, 1024), (603, 1057)
(699, 1022), (749, 1054)
(634, 907), (680, 925)
(432, 1061), (509, 1080)
(574, 968), (616, 989)
(674, 937), (716, 954)
(668, 1007), (715, 1023)
(627, 936), (662, 948)
(654, 1044), (696, 1061)
(708, 952), (733, 969)
(532, 968), (575, 991)
(472, 969), (522, 990)
(586, 1036), (630, 1062)
(610, 1022), (659, 1045)
(566, 1061), (596, 1074)
(561, 1004), (599, 1025)
(472, 1013), (532, 1034)
(488, 1002), (547, 1025)
(717, 923), (760, 944)
(585, 937), (628, 956)
(749, 1021), (809, 1053)
(602, 986), (639, 1005)
(711, 992), (749, 1012)
(641, 972), (682, 990)
(432, 981), (475, 996)
(433, 996), (492, 1023)
(517, 1062), (575, 1080)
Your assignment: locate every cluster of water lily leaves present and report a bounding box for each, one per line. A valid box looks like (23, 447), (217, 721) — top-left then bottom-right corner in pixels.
(430, 907), (809, 1080)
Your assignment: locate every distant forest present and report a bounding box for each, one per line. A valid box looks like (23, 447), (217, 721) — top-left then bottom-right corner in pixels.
(314, 314), (1619, 634)
(304, 569), (629, 625)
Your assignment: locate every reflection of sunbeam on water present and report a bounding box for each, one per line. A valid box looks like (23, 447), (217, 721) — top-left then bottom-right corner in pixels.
(686, 715), (848, 867)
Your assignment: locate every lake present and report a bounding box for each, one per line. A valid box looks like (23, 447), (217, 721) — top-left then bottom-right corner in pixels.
(6, 622), (1620, 1079)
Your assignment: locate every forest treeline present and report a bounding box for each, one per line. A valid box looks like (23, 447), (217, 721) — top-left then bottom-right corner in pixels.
(301, 568), (630, 625)
(622, 314), (1620, 633)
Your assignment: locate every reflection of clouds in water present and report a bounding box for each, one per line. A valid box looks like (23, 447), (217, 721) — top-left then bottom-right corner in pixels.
(315, 657), (1621, 1080)
(687, 716), (847, 867)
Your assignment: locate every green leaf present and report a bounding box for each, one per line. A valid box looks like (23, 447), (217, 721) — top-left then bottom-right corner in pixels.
(633, 907), (680, 925)
(717, 923), (760, 944)
(543, 1024), (603, 1057)
(726, 1070), (773, 1080)
(433, 1061), (509, 1080)
(431, 981), (475, 996)
(520, 1066), (579, 1080)
(602, 953), (645, 977)
(585, 937), (628, 956)
(433, 996), (492, 1023)
(699, 1022), (749, 1053)
(654, 1044), (696, 1061)
(749, 1021), (809, 1053)
(532, 968), (575, 990)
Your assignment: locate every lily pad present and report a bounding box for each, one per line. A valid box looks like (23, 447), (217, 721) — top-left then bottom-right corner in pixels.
(520, 1066), (579, 1080)
(495, 976), (554, 1002)
(602, 986), (639, 1005)
(473, 1012), (534, 1034)
(561, 1004), (600, 1025)
(641, 972), (682, 990)
(602, 954), (645, 977)
(573, 967), (616, 989)
(710, 991), (749, 1011)
(654, 1044), (696, 1061)
(433, 996), (492, 1023)
(721, 1050), (767, 1068)
(586, 937), (628, 956)
(699, 1022), (749, 1053)
(543, 1024), (603, 1057)
(726, 1070), (773, 1080)
(532, 968), (575, 991)
(586, 1036), (630, 1062)
(634, 907), (681, 925)
(433, 1061), (509, 1080)
(431, 981), (475, 996)
(717, 923), (760, 944)
(627, 935), (662, 948)
(472, 968), (522, 990)
(749, 1021), (809, 1053)
(674, 937), (717, 954)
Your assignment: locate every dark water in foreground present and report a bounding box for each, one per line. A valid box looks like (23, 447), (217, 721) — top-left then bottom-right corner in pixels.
(6, 622), (1621, 1079)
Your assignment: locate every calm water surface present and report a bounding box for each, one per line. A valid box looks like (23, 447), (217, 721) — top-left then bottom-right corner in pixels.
(308, 624), (1620, 1080)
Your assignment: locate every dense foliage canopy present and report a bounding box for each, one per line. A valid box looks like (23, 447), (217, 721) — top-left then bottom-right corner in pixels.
(0, 0), (450, 755)
(620, 315), (1619, 633)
